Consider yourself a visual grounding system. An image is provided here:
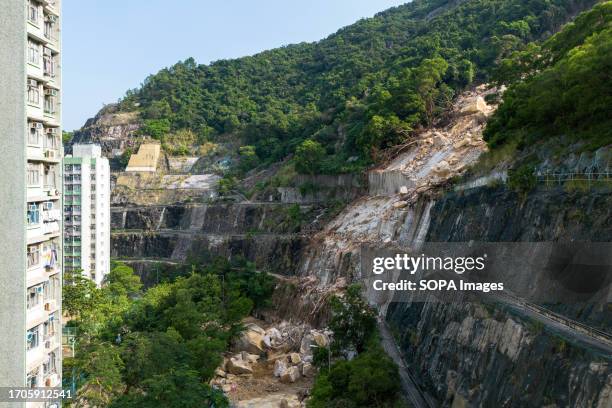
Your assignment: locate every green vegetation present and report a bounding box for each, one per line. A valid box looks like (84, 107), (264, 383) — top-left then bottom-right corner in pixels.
(119, 147), (133, 168)
(64, 260), (274, 407)
(117, 0), (595, 173)
(485, 1), (612, 150)
(309, 285), (406, 408)
(508, 164), (537, 194)
(62, 130), (73, 144)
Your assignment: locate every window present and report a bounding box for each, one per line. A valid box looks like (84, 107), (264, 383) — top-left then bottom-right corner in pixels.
(44, 132), (58, 149)
(27, 326), (39, 351)
(44, 20), (54, 40)
(28, 41), (40, 65)
(44, 166), (57, 189)
(27, 368), (39, 389)
(44, 94), (56, 115)
(27, 245), (40, 268)
(27, 164), (40, 186)
(29, 123), (43, 145)
(28, 2), (39, 24)
(27, 285), (43, 309)
(27, 80), (40, 105)
(27, 204), (40, 225)
(43, 52), (55, 77)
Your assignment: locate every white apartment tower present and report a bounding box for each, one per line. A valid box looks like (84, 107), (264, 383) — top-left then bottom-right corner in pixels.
(64, 144), (111, 287)
(0, 0), (63, 401)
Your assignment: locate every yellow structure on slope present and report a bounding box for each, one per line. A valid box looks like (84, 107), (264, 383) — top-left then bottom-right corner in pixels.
(126, 143), (161, 172)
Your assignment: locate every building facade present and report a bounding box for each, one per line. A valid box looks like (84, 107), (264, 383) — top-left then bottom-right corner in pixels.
(64, 145), (111, 287)
(0, 0), (63, 402)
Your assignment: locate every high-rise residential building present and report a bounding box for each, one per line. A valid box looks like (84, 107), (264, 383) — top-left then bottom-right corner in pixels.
(0, 0), (63, 399)
(64, 144), (111, 287)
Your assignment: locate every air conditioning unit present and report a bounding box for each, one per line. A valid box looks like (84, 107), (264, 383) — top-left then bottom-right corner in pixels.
(43, 47), (52, 56)
(45, 89), (58, 96)
(46, 128), (57, 134)
(28, 79), (38, 87)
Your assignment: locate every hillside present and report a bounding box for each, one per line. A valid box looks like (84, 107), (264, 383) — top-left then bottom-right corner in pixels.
(66, 1), (612, 407)
(72, 0), (598, 175)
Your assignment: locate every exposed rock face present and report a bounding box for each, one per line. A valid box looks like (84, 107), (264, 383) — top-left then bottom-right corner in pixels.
(110, 202), (329, 284)
(69, 105), (141, 165)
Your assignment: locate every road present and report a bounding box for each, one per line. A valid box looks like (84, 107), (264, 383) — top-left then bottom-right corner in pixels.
(378, 321), (434, 408)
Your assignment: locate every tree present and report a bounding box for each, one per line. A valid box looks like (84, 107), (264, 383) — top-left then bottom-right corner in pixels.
(238, 145), (260, 172)
(308, 347), (403, 408)
(76, 341), (124, 407)
(111, 369), (228, 408)
(140, 119), (171, 141)
(294, 139), (326, 175)
(63, 269), (99, 318)
(329, 284), (377, 355)
(105, 263), (143, 298)
(413, 57), (449, 126)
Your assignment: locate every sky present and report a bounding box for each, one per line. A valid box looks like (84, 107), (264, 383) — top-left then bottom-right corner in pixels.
(62, 0), (408, 131)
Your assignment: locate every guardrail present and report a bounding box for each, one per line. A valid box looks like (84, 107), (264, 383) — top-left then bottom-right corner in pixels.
(498, 291), (612, 348)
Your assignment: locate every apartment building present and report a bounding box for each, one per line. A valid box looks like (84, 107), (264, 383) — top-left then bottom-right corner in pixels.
(0, 0), (63, 402)
(64, 145), (111, 287)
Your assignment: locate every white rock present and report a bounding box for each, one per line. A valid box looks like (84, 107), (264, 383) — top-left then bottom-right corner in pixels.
(280, 366), (301, 383)
(393, 201), (409, 209)
(399, 186), (409, 195)
(227, 358), (253, 375)
(274, 359), (288, 377)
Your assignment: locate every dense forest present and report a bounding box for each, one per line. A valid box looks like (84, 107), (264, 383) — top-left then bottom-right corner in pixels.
(115, 0), (598, 173)
(485, 1), (612, 151)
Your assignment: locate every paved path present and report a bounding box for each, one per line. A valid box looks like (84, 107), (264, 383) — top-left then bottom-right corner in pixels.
(378, 321), (434, 408)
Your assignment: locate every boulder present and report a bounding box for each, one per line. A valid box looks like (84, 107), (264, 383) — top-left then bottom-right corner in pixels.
(432, 132), (449, 146)
(432, 161), (452, 178)
(233, 327), (264, 354)
(300, 334), (314, 355)
(214, 368), (226, 378)
(246, 323), (266, 335)
(399, 185), (409, 195)
(312, 332), (329, 347)
(302, 362), (315, 377)
(290, 353), (301, 364)
(393, 201), (409, 209)
(280, 366), (301, 383)
(241, 351), (260, 363)
(460, 96), (487, 116)
(266, 327), (282, 343)
(227, 358), (253, 375)
(274, 359), (288, 377)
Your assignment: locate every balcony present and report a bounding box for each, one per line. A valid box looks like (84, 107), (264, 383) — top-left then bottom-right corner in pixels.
(26, 305), (47, 330)
(26, 265), (47, 288)
(26, 345), (46, 372)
